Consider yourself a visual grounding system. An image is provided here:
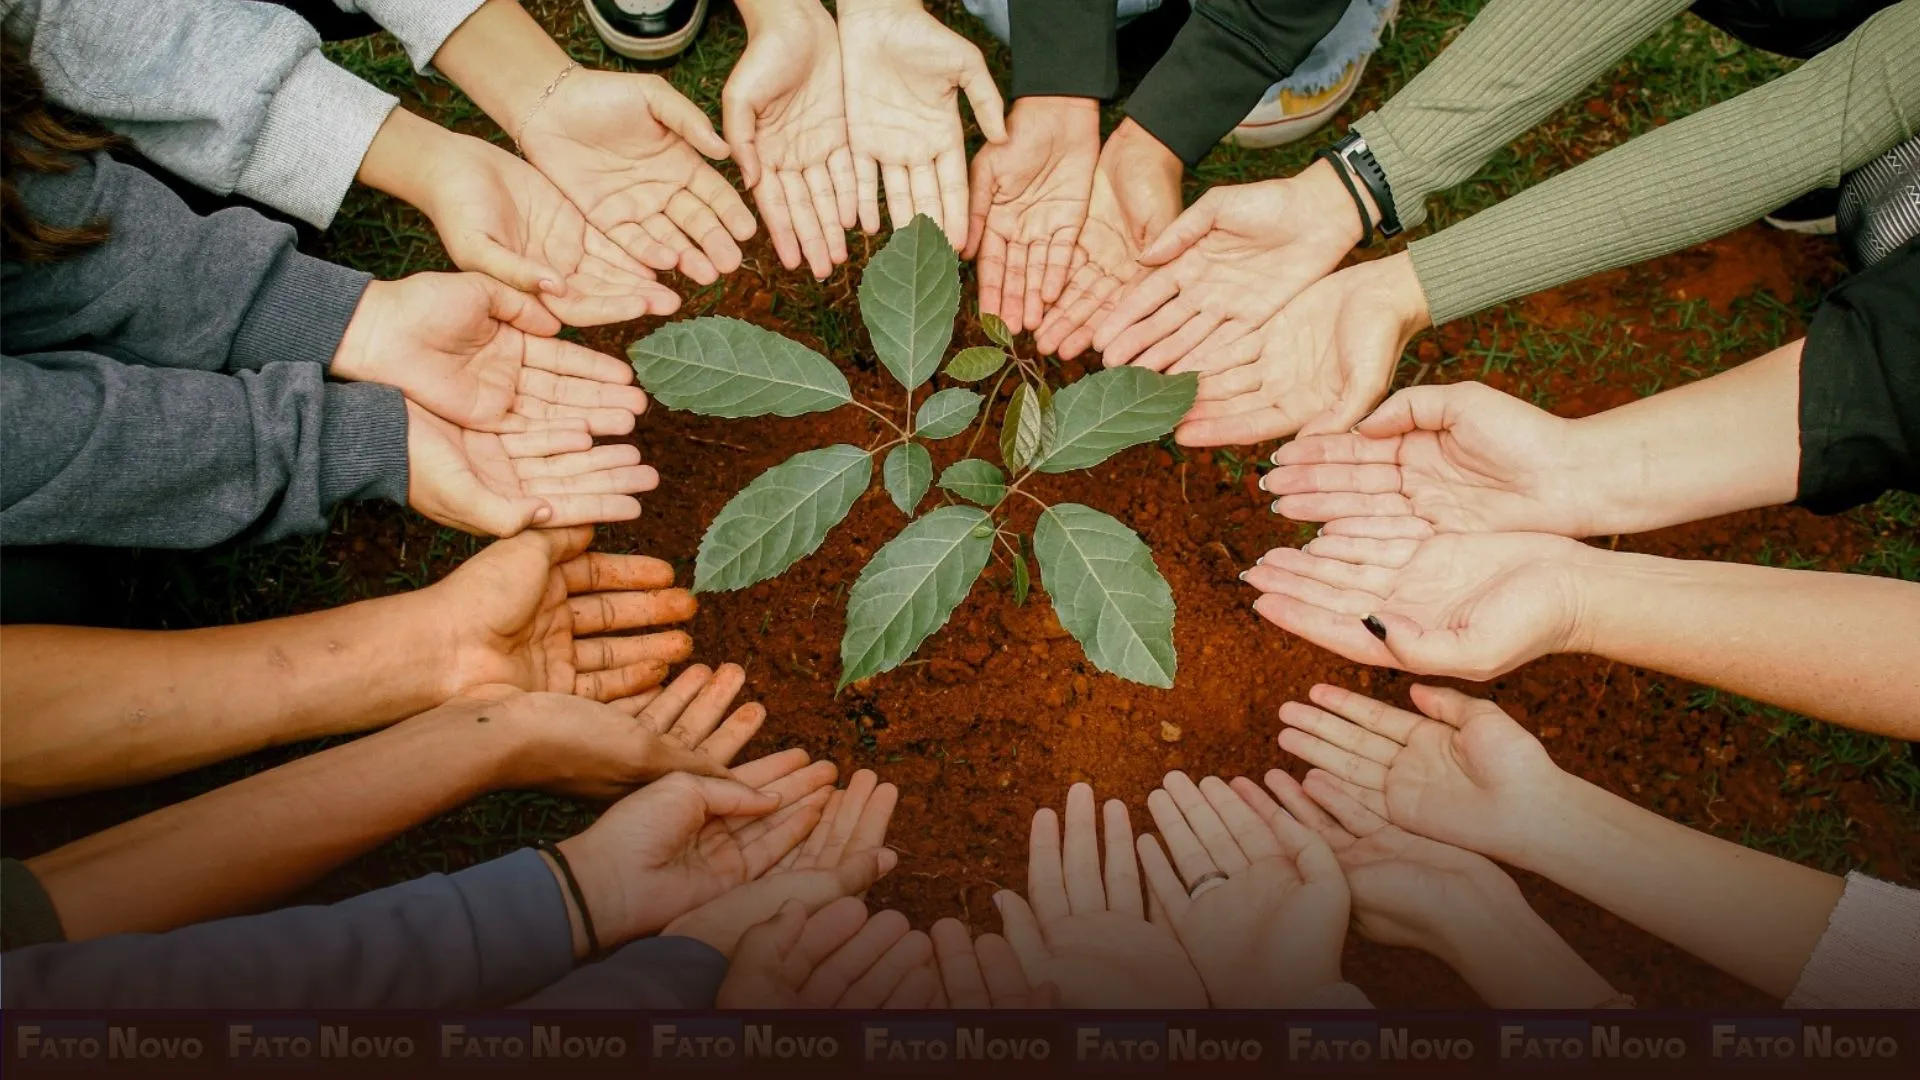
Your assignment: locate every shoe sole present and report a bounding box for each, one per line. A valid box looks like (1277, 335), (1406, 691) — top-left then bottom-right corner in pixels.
(1226, 71), (1364, 148)
(1763, 213), (1838, 236)
(584, 0), (705, 61)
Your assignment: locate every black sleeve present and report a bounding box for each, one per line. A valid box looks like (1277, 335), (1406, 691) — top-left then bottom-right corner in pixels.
(1125, 0), (1350, 166)
(1795, 236), (1920, 513)
(1009, 0), (1118, 100)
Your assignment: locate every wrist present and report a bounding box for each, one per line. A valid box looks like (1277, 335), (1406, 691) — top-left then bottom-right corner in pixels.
(329, 279), (396, 383)
(357, 109), (456, 214)
(836, 0), (919, 15)
(738, 0), (830, 35)
(1368, 251), (1432, 334)
(1298, 157), (1375, 251)
(1105, 118), (1183, 184)
(430, 0), (573, 131)
(554, 832), (634, 952)
(538, 848), (595, 961)
(1433, 886), (1617, 1008)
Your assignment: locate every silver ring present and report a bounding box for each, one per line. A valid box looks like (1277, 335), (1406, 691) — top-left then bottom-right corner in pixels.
(1187, 870), (1229, 897)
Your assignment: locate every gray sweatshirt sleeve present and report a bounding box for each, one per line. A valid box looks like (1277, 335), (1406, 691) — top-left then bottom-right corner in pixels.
(331, 0), (486, 71)
(0, 0), (398, 228)
(1, 154), (370, 373)
(515, 937), (730, 1009)
(0, 351), (408, 548)
(1, 850), (576, 1010)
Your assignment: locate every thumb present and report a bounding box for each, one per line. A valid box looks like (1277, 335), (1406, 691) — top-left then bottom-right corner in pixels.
(1138, 197), (1219, 266)
(652, 84), (731, 160)
(1365, 610), (1450, 674)
(958, 51), (1007, 143)
(737, 899), (810, 967)
(1297, 369), (1383, 438)
(645, 739), (737, 783)
(1355, 384), (1450, 439)
(720, 87), (762, 189)
(456, 236), (564, 299)
(473, 272), (563, 337)
(963, 152), (994, 259)
(829, 846), (899, 898)
(688, 775), (783, 818)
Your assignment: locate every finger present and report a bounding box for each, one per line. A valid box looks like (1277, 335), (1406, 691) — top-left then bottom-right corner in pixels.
(1132, 310), (1228, 375)
(1060, 784), (1104, 915)
(1304, 768), (1391, 819)
(1000, 240), (1030, 335)
(908, 161), (944, 235)
(752, 174), (804, 272)
(802, 908), (911, 1007)
(1251, 592), (1399, 668)
(841, 930), (934, 1009)
(573, 629), (694, 673)
(1145, 787), (1219, 888)
(803, 163), (849, 266)
(1250, 770), (1350, 844)
(636, 213), (715, 284)
(1261, 462), (1404, 499)
(680, 774), (782, 819)
(732, 758), (837, 818)
(881, 164), (914, 232)
(1273, 432), (1405, 468)
(855, 154), (882, 235)
(1273, 491), (1417, 524)
(977, 229), (1009, 322)
(827, 146), (859, 230)
(1018, 240), (1047, 333)
(568, 589), (700, 635)
(964, 152), (994, 260)
(510, 439), (639, 479)
(459, 239), (563, 298)
(519, 493), (642, 528)
(1026, 807), (1070, 924)
(1199, 775), (1282, 861)
(495, 426), (594, 458)
(650, 81), (731, 159)
(1276, 724), (1392, 791)
(1307, 683), (1426, 745)
(1107, 302), (1205, 372)
(505, 398), (639, 438)
(991, 891), (1048, 982)
(959, 51), (1007, 142)
(1040, 224), (1079, 306)
(973, 933), (1032, 1007)
(931, 919), (990, 1008)
(881, 962), (943, 1010)
(630, 663), (715, 734)
(1315, 515), (1435, 540)
(720, 86), (761, 190)
(1300, 772), (1393, 838)
(731, 898), (807, 978)
(1161, 772), (1249, 873)
(667, 189), (743, 277)
(695, 707), (776, 771)
(1261, 546), (1400, 594)
(1357, 384), (1462, 439)
(605, 221), (682, 272)
(606, 688), (663, 716)
(935, 149), (970, 252)
(736, 792), (834, 875)
(521, 335), (637, 386)
(1095, 269), (1178, 357)
(779, 169), (832, 280)
(817, 770), (879, 866)
(786, 789), (842, 870)
(1134, 833), (1191, 924)
(1101, 798), (1143, 918)
(1298, 371), (1385, 438)
(561, 551), (675, 593)
(661, 661), (748, 746)
(789, 896), (874, 970)
(1410, 683), (1506, 728)
(571, 660), (671, 701)
(848, 781), (899, 856)
(1242, 564), (1377, 617)
(1138, 195), (1218, 266)
(1174, 405), (1294, 447)
(691, 163), (759, 244)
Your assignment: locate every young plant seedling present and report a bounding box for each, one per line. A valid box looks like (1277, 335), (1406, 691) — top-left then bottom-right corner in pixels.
(628, 215), (1196, 689)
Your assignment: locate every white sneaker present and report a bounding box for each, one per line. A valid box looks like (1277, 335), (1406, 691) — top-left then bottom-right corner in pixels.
(584, 0), (708, 61)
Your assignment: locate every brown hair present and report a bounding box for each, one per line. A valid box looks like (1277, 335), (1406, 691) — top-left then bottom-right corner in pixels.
(3, 36), (114, 261)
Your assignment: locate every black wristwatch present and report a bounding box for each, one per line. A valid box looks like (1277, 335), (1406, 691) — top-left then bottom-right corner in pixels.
(1329, 132), (1402, 240)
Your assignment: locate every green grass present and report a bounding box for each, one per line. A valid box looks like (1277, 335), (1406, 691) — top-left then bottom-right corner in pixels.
(10, 1), (1912, 908)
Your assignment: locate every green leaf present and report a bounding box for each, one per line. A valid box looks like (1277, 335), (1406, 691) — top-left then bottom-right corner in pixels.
(999, 382), (1056, 472)
(1035, 367), (1198, 473)
(945, 346), (1007, 383)
(695, 445), (871, 592)
(937, 458), (1006, 505)
(915, 388), (983, 439)
(1033, 503), (1177, 688)
(859, 215), (959, 390)
(1011, 551), (1031, 605)
(883, 442), (932, 516)
(628, 316), (852, 418)
(839, 505), (993, 686)
(980, 312), (1014, 349)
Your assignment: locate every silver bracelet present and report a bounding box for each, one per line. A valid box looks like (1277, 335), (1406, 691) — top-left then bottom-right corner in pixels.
(515, 60), (580, 146)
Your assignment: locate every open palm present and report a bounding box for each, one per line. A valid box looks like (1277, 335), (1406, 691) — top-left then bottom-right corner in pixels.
(1033, 150), (1179, 360)
(522, 70), (756, 285)
(1246, 529), (1588, 680)
(967, 98), (1098, 334)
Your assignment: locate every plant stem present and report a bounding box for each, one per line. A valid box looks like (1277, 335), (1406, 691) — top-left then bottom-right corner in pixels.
(852, 399), (906, 439)
(964, 364), (1016, 459)
(991, 469), (1044, 515)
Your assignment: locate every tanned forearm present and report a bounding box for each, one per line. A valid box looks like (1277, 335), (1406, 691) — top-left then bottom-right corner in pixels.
(1567, 546), (1920, 738)
(429, 0), (575, 134)
(1572, 340), (1802, 536)
(0, 589), (454, 804)
(26, 697), (521, 940)
(1507, 771), (1844, 1000)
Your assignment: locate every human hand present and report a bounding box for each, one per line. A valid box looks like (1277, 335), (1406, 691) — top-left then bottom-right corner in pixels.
(1263, 381), (1601, 537)
(334, 273), (648, 435)
(838, 0), (1007, 246)
(724, 0), (857, 279)
(929, 919), (1055, 1007)
(1244, 528), (1593, 680)
(666, 768), (900, 957)
(555, 750), (837, 954)
(965, 96), (1099, 334)
(992, 783), (1208, 1008)
(1172, 252), (1429, 446)
(717, 898), (943, 1008)
(1093, 159), (1365, 371)
(433, 526), (693, 699)
(492, 662), (772, 798)
(405, 404), (654, 535)
(1136, 772), (1350, 1007)
(1271, 683), (1565, 866)
(521, 69), (757, 284)
(1033, 120), (1183, 360)
(363, 113), (678, 326)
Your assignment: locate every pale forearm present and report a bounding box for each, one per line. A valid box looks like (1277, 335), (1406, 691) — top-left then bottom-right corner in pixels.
(1509, 772), (1844, 999)
(1432, 890), (1617, 1008)
(1571, 548), (1920, 737)
(428, 0), (573, 137)
(736, 0), (828, 34)
(26, 702), (513, 940)
(0, 591), (452, 803)
(1574, 341), (1802, 535)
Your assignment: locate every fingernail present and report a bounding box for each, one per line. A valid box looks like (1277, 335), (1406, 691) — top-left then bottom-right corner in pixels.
(1270, 450), (1283, 465)
(1237, 569), (1250, 581)
(1362, 615), (1388, 641)
(1270, 500), (1283, 514)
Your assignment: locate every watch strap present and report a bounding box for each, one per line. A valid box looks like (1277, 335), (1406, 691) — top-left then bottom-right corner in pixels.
(1332, 133), (1403, 238)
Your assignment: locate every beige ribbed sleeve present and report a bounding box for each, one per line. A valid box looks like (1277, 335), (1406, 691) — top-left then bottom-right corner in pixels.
(1407, 1), (1920, 326)
(1350, 0), (1691, 229)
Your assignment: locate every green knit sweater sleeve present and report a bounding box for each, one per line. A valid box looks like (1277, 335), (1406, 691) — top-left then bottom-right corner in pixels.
(1410, 1), (1920, 326)
(1350, 0), (1691, 229)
